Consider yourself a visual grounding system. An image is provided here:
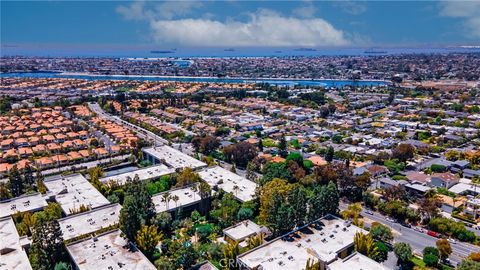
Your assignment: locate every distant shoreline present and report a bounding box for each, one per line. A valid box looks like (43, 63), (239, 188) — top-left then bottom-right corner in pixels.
(57, 72), (391, 83)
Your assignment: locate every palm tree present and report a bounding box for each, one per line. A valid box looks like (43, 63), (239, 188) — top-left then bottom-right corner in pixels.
(223, 241), (240, 270)
(233, 185), (240, 197)
(198, 181), (211, 200)
(354, 232), (379, 259)
(305, 258), (321, 270)
(162, 192), (171, 209)
(172, 195), (180, 208)
(190, 184), (198, 200)
(247, 233), (264, 249)
(341, 203), (363, 227)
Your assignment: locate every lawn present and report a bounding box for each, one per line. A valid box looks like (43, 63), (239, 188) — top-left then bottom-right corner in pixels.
(411, 256), (426, 268)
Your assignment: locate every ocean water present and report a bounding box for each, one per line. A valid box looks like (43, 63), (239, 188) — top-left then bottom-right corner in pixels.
(0, 72), (390, 87)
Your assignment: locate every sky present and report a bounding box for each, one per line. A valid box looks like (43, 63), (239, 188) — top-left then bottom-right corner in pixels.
(1, 0), (480, 51)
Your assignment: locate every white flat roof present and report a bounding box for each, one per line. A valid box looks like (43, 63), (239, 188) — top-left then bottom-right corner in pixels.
(223, 220), (267, 242)
(143, 146), (206, 169)
(1, 248), (33, 270)
(0, 193), (48, 218)
(151, 185), (203, 213)
(449, 182), (478, 195)
(0, 217), (32, 270)
(66, 229), (156, 270)
(58, 203), (122, 241)
(198, 166), (257, 202)
(44, 174), (109, 215)
(100, 165), (174, 185)
(238, 215), (366, 269)
(0, 217), (21, 253)
(328, 252), (387, 270)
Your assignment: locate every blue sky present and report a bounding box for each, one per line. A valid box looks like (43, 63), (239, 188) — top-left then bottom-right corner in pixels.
(1, 1), (479, 49)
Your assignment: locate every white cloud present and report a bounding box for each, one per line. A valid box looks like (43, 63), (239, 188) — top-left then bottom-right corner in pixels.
(154, 1), (203, 20)
(116, 0), (203, 21)
(439, 1), (480, 38)
(117, 2), (351, 47)
(116, 1), (149, 21)
(335, 1), (367, 15)
(292, 2), (317, 18)
(149, 10), (350, 47)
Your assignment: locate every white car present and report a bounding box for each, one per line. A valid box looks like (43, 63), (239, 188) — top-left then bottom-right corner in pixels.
(447, 238), (457, 244)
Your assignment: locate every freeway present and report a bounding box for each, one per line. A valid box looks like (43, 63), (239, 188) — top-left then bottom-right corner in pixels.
(340, 202), (480, 265)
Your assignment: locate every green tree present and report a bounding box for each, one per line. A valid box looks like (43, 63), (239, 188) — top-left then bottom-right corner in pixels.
(223, 241), (240, 270)
(261, 162), (292, 184)
(307, 185), (326, 221)
(436, 239), (452, 261)
(154, 212), (172, 232)
(423, 253), (439, 267)
(286, 152), (304, 166)
(209, 192), (240, 228)
(332, 134), (343, 144)
(35, 170), (47, 194)
(458, 260), (480, 270)
(392, 143), (415, 163)
(171, 240), (198, 269)
(341, 203), (363, 226)
(120, 196), (143, 241)
(369, 222), (393, 243)
(354, 232), (379, 260)
(423, 246), (439, 267)
(0, 182), (11, 200)
(324, 181), (339, 215)
(23, 164), (35, 187)
(305, 258), (321, 270)
(247, 233), (264, 249)
(259, 179), (309, 235)
(120, 179), (155, 241)
(393, 242), (413, 266)
(191, 135), (220, 155)
(237, 207), (254, 220)
(325, 146), (334, 163)
(258, 138), (264, 152)
(175, 167), (201, 187)
(278, 134), (288, 158)
(373, 241), (389, 262)
(287, 184), (307, 227)
(198, 181), (211, 213)
(8, 165), (24, 197)
(54, 262), (69, 270)
(223, 141), (258, 167)
(136, 224), (163, 259)
(29, 220), (66, 270)
(246, 162), (258, 182)
(0, 97), (12, 113)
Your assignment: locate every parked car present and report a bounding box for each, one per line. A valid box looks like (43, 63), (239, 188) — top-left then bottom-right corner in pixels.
(448, 238), (457, 244)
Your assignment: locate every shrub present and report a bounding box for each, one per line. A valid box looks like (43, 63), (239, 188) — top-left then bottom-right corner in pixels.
(431, 164), (447, 173)
(423, 253), (439, 267)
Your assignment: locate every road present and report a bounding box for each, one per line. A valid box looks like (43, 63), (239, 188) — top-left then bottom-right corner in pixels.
(40, 154), (131, 176)
(88, 103), (168, 146)
(340, 202), (480, 265)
